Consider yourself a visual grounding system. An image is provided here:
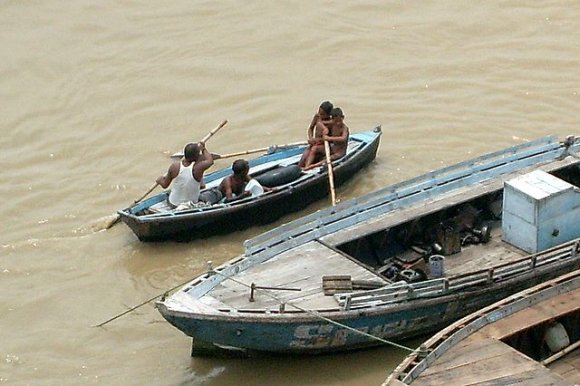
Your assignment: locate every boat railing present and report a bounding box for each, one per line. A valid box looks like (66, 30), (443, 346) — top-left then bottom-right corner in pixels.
(245, 136), (568, 258)
(336, 238), (580, 310)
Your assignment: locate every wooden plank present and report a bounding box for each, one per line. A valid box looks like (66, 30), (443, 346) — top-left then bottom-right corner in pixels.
(464, 368), (577, 386)
(209, 241), (385, 311)
(483, 288), (580, 339)
(424, 332), (512, 369)
(547, 348), (580, 384)
(415, 340), (551, 385)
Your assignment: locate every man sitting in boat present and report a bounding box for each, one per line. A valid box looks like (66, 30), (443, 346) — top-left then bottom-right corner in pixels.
(299, 100), (333, 169)
(304, 107), (350, 170)
(156, 142), (214, 208)
(216, 159), (272, 203)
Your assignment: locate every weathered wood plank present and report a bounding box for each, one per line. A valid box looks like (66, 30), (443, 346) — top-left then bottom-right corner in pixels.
(483, 290), (580, 339)
(547, 348), (580, 384)
(415, 341), (553, 385)
(209, 241), (386, 310)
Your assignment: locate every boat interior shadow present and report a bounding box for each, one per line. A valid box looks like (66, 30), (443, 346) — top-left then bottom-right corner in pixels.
(336, 163), (580, 283)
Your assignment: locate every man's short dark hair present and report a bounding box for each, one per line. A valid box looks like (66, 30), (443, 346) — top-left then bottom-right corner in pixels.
(232, 159), (249, 175)
(184, 143), (199, 161)
(331, 107), (344, 118)
(320, 101), (333, 115)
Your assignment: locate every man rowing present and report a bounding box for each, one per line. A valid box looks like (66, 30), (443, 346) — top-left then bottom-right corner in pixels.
(304, 107), (350, 169)
(299, 100), (334, 169)
(156, 142), (214, 208)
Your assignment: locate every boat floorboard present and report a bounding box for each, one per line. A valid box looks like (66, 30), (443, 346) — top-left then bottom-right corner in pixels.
(205, 223), (532, 312)
(206, 241), (387, 311)
(412, 287), (579, 386)
(485, 289), (580, 339)
(547, 348), (580, 385)
(443, 223), (526, 276)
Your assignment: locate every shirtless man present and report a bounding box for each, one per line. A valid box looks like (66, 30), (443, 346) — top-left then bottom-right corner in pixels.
(299, 101), (333, 169)
(218, 159), (271, 203)
(305, 107), (350, 169)
(218, 159), (251, 203)
(156, 142), (214, 207)
(326, 107), (350, 160)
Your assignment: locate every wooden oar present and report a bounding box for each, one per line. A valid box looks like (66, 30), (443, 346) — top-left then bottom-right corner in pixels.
(200, 119), (228, 143)
(323, 140), (337, 206)
(216, 141), (308, 160)
(172, 140), (308, 160)
(133, 182), (159, 204)
(104, 120), (228, 230)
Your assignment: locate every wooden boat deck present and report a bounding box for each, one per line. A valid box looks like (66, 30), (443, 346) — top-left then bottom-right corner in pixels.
(206, 222), (533, 312)
(385, 270), (580, 386)
(443, 223), (525, 275)
(201, 151), (579, 313)
(411, 287), (579, 385)
(205, 241), (389, 311)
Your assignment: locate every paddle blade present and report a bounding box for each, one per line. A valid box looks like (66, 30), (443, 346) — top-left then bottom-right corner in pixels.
(76, 213), (121, 234)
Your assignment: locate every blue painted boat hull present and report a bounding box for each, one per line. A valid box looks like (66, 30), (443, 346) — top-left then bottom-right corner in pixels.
(157, 259), (578, 355)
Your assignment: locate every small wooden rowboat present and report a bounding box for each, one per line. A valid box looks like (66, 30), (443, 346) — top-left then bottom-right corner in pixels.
(384, 269), (579, 385)
(155, 134), (580, 356)
(117, 127), (382, 241)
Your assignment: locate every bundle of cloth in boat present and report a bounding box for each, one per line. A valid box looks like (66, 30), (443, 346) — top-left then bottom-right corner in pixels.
(174, 200), (212, 211)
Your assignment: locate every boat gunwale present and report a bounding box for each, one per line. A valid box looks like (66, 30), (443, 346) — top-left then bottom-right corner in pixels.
(385, 269), (580, 385)
(245, 136), (563, 248)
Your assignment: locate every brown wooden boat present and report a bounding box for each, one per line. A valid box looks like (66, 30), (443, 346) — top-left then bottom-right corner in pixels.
(384, 269), (579, 385)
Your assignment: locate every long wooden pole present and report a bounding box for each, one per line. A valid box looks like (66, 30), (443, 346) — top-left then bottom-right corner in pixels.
(324, 140), (337, 206)
(541, 340), (580, 366)
(93, 277), (195, 327)
(133, 182), (159, 204)
(217, 141), (309, 159)
(105, 120), (228, 230)
(200, 119), (228, 143)
(171, 140), (308, 160)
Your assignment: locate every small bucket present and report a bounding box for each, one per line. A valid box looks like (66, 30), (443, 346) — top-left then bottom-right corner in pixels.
(429, 255), (445, 278)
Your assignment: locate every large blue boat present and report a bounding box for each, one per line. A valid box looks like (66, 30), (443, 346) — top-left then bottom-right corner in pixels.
(156, 135), (580, 356)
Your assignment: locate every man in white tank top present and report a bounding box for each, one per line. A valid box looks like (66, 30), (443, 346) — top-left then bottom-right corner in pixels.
(156, 142), (215, 207)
